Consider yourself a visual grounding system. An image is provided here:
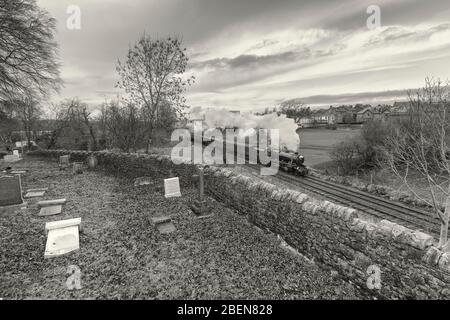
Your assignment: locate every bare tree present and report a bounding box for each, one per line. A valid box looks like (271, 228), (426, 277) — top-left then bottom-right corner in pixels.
(0, 100), (19, 146)
(116, 35), (194, 149)
(45, 98), (98, 150)
(13, 95), (41, 147)
(0, 0), (61, 101)
(102, 101), (146, 153)
(384, 78), (450, 248)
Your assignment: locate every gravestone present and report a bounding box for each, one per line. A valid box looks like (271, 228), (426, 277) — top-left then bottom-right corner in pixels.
(39, 205), (62, 217)
(134, 177), (152, 187)
(44, 217), (81, 258)
(44, 225), (80, 258)
(13, 150), (20, 157)
(24, 190), (46, 198)
(0, 175), (23, 207)
(164, 177), (181, 198)
(45, 217), (81, 233)
(151, 216), (176, 234)
(72, 162), (84, 174)
(87, 155), (98, 169)
(10, 170), (27, 175)
(59, 155), (70, 170)
(191, 167), (213, 217)
(3, 155), (20, 163)
(38, 198), (66, 207)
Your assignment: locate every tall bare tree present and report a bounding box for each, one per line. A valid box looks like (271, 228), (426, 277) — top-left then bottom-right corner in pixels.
(13, 95), (41, 147)
(0, 0), (61, 101)
(116, 35), (194, 149)
(101, 100), (146, 153)
(0, 100), (19, 146)
(384, 78), (450, 248)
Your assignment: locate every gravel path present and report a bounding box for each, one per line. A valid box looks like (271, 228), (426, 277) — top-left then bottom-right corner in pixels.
(0, 157), (361, 299)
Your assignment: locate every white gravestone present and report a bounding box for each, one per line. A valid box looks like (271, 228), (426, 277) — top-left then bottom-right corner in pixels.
(44, 218), (81, 258)
(13, 150), (20, 157)
(164, 177), (181, 198)
(44, 226), (79, 258)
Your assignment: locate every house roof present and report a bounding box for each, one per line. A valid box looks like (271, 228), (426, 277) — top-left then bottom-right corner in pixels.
(357, 107), (373, 114)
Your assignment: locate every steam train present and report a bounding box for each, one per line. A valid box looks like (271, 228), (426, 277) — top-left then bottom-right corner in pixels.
(190, 130), (309, 177)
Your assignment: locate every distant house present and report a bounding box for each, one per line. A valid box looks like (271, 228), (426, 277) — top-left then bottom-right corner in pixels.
(356, 107), (374, 123)
(297, 117), (314, 128)
(311, 109), (335, 124)
(388, 101), (410, 121)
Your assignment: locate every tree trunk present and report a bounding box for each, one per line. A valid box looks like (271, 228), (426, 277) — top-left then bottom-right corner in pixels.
(439, 185), (450, 249)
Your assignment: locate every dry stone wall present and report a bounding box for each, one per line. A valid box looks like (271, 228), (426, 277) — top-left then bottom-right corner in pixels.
(29, 150), (450, 299)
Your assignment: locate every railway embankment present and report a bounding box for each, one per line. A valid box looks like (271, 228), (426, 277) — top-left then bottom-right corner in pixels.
(29, 149), (450, 299)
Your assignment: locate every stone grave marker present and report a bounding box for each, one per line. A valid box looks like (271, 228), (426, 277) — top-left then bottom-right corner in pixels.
(39, 205), (62, 217)
(72, 162), (84, 174)
(151, 216), (176, 234)
(44, 218), (82, 258)
(13, 150), (20, 157)
(3, 154), (21, 163)
(87, 155), (98, 169)
(134, 177), (152, 187)
(25, 189), (47, 198)
(0, 175), (24, 207)
(59, 155), (70, 170)
(164, 177), (181, 198)
(191, 167), (213, 218)
(10, 170), (27, 175)
(45, 217), (81, 233)
(38, 198), (66, 207)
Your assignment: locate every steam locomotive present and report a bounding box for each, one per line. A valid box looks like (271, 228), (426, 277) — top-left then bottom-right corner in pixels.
(190, 130), (309, 177)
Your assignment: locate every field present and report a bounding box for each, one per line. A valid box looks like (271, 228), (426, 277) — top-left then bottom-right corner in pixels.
(0, 157), (360, 299)
(298, 127), (361, 168)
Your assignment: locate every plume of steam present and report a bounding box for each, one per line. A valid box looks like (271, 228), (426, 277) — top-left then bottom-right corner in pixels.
(188, 107), (300, 151)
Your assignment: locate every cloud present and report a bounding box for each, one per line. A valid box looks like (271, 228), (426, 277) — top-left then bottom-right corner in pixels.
(37, 0), (450, 110)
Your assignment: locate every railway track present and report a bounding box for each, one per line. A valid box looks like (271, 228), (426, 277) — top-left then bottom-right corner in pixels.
(243, 164), (443, 237)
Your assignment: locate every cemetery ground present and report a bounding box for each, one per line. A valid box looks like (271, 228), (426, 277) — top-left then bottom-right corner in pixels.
(0, 156), (362, 299)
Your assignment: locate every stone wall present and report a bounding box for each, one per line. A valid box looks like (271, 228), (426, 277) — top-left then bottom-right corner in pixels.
(29, 149), (450, 299)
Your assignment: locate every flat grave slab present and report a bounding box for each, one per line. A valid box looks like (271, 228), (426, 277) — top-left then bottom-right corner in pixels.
(3, 155), (21, 163)
(156, 222), (176, 234)
(0, 175), (23, 207)
(38, 205), (62, 217)
(164, 177), (181, 198)
(134, 177), (152, 187)
(24, 190), (46, 198)
(44, 225), (79, 258)
(10, 170), (27, 175)
(151, 216), (176, 234)
(38, 198), (66, 207)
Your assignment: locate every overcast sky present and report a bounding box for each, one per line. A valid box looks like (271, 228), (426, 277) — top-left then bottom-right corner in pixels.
(38, 0), (450, 110)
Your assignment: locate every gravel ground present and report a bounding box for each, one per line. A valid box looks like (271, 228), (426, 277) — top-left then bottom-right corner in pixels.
(0, 157), (362, 299)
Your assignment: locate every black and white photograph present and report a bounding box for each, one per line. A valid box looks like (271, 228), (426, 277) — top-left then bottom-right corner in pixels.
(1, 0), (450, 306)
